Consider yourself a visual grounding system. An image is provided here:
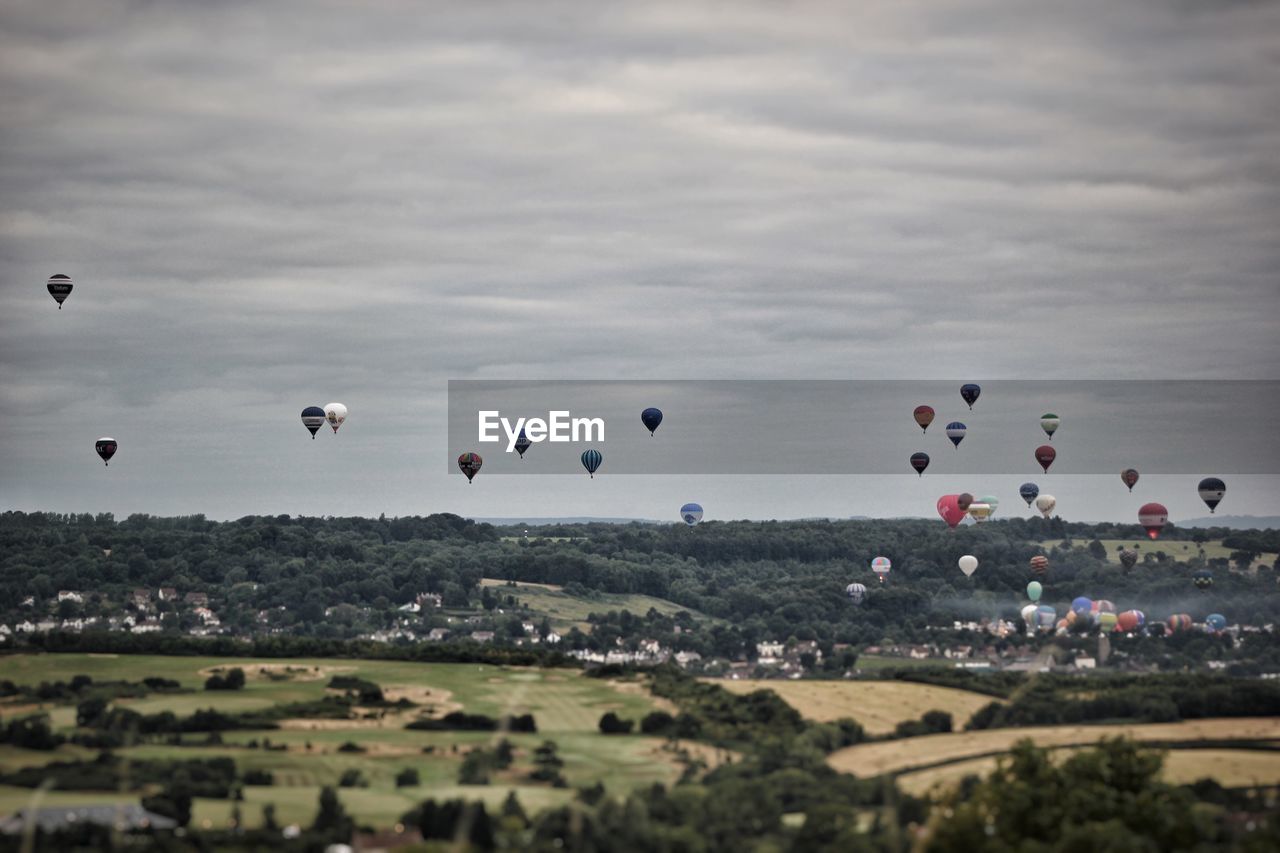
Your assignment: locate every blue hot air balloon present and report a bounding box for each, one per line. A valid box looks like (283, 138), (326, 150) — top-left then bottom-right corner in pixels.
(581, 449), (603, 478)
(1205, 613), (1227, 633)
(301, 406), (326, 439)
(1019, 482), (1040, 506)
(515, 428), (531, 459)
(680, 503), (704, 526)
(960, 383), (981, 409)
(946, 422), (967, 448)
(1071, 597), (1094, 617)
(641, 408), (663, 435)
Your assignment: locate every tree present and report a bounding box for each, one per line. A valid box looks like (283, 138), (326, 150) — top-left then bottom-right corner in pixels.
(311, 786), (353, 839)
(598, 711), (634, 735)
(529, 741), (566, 786)
(395, 767), (420, 787)
(500, 790), (527, 826)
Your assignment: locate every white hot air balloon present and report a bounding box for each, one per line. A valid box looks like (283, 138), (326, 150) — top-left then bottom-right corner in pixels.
(1021, 603), (1039, 633)
(1034, 494), (1056, 518)
(324, 402), (348, 434)
(958, 555), (978, 577)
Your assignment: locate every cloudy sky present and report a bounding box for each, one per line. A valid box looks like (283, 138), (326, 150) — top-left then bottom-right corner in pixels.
(2, 0), (1277, 523)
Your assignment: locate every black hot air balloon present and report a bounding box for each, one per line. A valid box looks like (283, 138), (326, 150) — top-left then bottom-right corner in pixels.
(515, 428), (531, 459)
(47, 274), (73, 308)
(1119, 549), (1138, 570)
(458, 452), (482, 483)
(301, 406), (326, 439)
(1120, 468), (1139, 492)
(641, 408), (663, 435)
(960, 383), (981, 409)
(1197, 477), (1225, 514)
(95, 438), (117, 466)
(1193, 569), (1214, 590)
(910, 452), (930, 476)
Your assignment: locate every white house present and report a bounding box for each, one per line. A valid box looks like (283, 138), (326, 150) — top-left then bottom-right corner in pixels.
(57, 591), (84, 604)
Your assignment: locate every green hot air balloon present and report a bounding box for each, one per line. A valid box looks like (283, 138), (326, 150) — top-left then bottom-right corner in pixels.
(1026, 581), (1043, 602)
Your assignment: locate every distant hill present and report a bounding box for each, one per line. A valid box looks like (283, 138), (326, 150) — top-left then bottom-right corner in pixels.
(1178, 515), (1280, 530)
(471, 517), (662, 526)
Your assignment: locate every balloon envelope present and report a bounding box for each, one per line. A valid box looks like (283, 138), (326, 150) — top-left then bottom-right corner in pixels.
(1035, 495), (1057, 517)
(910, 452), (930, 476)
(1193, 569), (1213, 590)
(581, 449), (603, 477)
(1138, 502), (1168, 539)
(913, 405), (935, 432)
(457, 452), (482, 482)
(957, 493), (973, 511)
(1116, 610), (1145, 632)
(47, 274), (73, 308)
(1035, 445), (1056, 473)
(945, 422), (967, 447)
(641, 408), (663, 435)
(1026, 581), (1042, 602)
(95, 437), (117, 466)
(680, 503), (703, 526)
(1019, 483), (1040, 506)
(967, 502), (992, 523)
(958, 555), (978, 577)
(960, 383), (981, 409)
(324, 402), (347, 433)
(937, 495), (966, 528)
(980, 495), (999, 515)
(1119, 549), (1138, 570)
(1040, 413), (1060, 438)
(1035, 605), (1056, 628)
(1021, 603), (1038, 624)
(1096, 611), (1118, 632)
(871, 556), (891, 576)
(1197, 477), (1225, 514)
(301, 406), (325, 438)
(1071, 597), (1093, 616)
(1167, 614), (1193, 633)
(1029, 555), (1049, 577)
(846, 583), (867, 605)
(515, 429), (531, 458)
(1121, 468), (1139, 492)
(1205, 613), (1227, 632)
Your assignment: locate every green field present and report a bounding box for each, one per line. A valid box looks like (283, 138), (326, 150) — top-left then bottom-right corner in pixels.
(0, 654), (678, 829)
(480, 578), (714, 631)
(1042, 539), (1276, 569)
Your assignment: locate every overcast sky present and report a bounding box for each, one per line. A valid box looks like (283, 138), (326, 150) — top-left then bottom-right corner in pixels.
(2, 0), (1277, 524)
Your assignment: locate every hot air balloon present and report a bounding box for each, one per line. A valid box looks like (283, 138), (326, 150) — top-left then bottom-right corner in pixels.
(1193, 569), (1213, 590)
(1120, 468), (1139, 492)
(301, 406), (326, 439)
(1029, 555), (1049, 577)
(1020, 483), (1039, 507)
(1138, 503), (1168, 539)
(641, 408), (663, 435)
(846, 583), (867, 605)
(95, 438), (117, 466)
(1116, 610), (1145, 633)
(937, 495), (966, 529)
(1167, 614), (1193, 633)
(1026, 581), (1042, 602)
(1035, 494), (1056, 518)
(1091, 600), (1116, 618)
(680, 503), (703, 526)
(1071, 597), (1093, 617)
(515, 429), (531, 459)
(1096, 611), (1118, 633)
(1205, 613), (1227, 633)
(946, 422), (967, 448)
(913, 406), (935, 433)
(910, 452), (930, 476)
(47, 274), (73, 308)
(957, 493), (974, 512)
(1119, 549), (1138, 570)
(581, 449), (603, 478)
(1035, 605), (1056, 629)
(457, 452), (482, 483)
(324, 402), (347, 434)
(1040, 413), (1060, 439)
(1035, 445), (1056, 473)
(1197, 478), (1225, 514)
(960, 383), (981, 409)
(871, 556), (891, 583)
(967, 502), (992, 523)
(958, 555), (978, 577)
(980, 495), (999, 517)
(1021, 603), (1039, 626)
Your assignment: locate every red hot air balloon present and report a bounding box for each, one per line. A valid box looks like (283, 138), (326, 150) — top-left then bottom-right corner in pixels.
(1035, 445), (1056, 473)
(957, 493), (974, 512)
(913, 406), (935, 433)
(1120, 468), (1139, 492)
(937, 495), (966, 529)
(1116, 610), (1146, 633)
(457, 452), (483, 483)
(1029, 555), (1049, 577)
(1138, 502), (1168, 539)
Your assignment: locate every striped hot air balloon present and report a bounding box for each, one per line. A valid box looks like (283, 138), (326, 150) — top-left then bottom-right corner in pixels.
(47, 274), (73, 308)
(581, 449), (603, 478)
(1029, 555), (1049, 577)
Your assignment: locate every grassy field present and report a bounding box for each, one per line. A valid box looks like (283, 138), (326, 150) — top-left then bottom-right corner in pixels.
(1042, 538), (1276, 569)
(480, 578), (713, 631)
(896, 747), (1280, 796)
(0, 653), (678, 829)
(827, 717), (1280, 778)
(711, 680), (998, 736)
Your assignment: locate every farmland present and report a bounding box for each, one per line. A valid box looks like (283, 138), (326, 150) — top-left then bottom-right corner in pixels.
(827, 717), (1280, 778)
(1042, 538), (1277, 569)
(479, 577), (713, 631)
(0, 653), (680, 830)
(710, 679), (998, 735)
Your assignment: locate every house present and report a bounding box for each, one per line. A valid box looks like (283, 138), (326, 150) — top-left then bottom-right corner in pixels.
(157, 587), (178, 602)
(756, 641), (785, 663)
(19, 597), (34, 608)
(131, 620), (162, 634)
(427, 628), (450, 641)
(397, 601), (421, 613)
(0, 625), (9, 636)
(944, 645), (974, 660)
(1074, 656), (1097, 670)
(416, 593), (442, 608)
(544, 631), (562, 644)
(639, 639), (662, 655)
(789, 640), (823, 662)
(907, 646), (932, 660)
(674, 651), (703, 668)
(35, 620), (59, 633)
(56, 591), (83, 604)
(15, 621), (35, 634)
(192, 607), (220, 625)
(130, 589), (152, 608)
(183, 592), (209, 607)
(470, 631), (495, 643)
(0, 805), (176, 835)
(521, 622), (537, 634)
